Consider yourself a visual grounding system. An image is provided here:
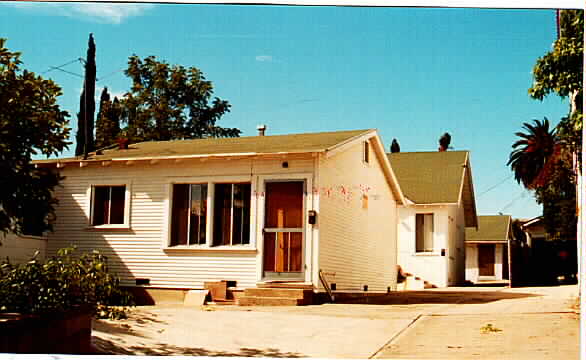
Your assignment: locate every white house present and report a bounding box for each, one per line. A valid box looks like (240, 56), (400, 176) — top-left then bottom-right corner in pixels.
(465, 215), (512, 283)
(0, 233), (47, 264)
(34, 129), (405, 303)
(388, 151), (477, 288)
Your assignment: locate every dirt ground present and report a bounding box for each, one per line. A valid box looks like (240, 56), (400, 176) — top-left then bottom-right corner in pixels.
(91, 284), (579, 358)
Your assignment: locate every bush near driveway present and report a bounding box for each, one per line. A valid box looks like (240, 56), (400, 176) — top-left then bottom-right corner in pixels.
(0, 246), (133, 319)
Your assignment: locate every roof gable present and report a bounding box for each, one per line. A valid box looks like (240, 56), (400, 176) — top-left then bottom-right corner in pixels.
(388, 150), (477, 227)
(388, 151), (468, 204)
(466, 215), (512, 242)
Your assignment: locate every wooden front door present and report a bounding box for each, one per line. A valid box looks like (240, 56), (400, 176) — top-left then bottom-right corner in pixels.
(478, 244), (495, 276)
(263, 181), (304, 279)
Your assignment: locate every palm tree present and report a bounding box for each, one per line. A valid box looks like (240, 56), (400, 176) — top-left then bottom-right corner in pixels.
(507, 118), (557, 189)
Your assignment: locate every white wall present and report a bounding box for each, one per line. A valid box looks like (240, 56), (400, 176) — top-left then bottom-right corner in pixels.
(465, 244), (479, 283)
(397, 206), (451, 287)
(46, 156), (315, 289)
(317, 140), (398, 292)
(0, 233), (46, 264)
(465, 243), (508, 282)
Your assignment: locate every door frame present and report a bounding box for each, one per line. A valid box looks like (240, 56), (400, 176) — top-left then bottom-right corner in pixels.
(256, 173), (314, 284)
(478, 243), (496, 278)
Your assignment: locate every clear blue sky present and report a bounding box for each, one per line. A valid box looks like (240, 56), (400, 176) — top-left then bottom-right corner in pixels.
(1, 3), (570, 219)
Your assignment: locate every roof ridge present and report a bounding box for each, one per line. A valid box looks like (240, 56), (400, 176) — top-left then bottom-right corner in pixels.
(130, 128), (375, 146)
(387, 150), (470, 155)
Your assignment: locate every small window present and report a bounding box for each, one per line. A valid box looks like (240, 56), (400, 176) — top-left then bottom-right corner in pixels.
(415, 213), (434, 252)
(363, 141), (370, 163)
(213, 183), (251, 246)
(92, 185), (126, 225)
(170, 184), (207, 246)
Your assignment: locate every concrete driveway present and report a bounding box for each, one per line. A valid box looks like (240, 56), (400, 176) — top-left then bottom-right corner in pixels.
(91, 284), (579, 358)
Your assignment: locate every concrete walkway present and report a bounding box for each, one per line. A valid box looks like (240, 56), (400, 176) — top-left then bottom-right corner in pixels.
(91, 284), (579, 358)
(374, 284), (579, 359)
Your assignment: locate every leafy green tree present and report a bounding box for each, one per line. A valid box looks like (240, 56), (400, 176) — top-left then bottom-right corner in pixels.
(95, 87), (121, 149)
(507, 118), (557, 189)
(529, 9), (583, 153)
(75, 34), (96, 156)
(509, 9), (583, 242)
(534, 154), (577, 241)
(0, 38), (70, 235)
(120, 55), (239, 142)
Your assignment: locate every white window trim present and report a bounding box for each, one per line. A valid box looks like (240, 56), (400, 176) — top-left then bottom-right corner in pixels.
(362, 140), (370, 165)
(86, 179), (132, 230)
(163, 175), (256, 250)
(255, 173), (314, 284)
(414, 212), (435, 254)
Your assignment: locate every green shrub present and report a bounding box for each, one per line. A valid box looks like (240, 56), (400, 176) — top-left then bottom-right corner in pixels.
(0, 247), (134, 318)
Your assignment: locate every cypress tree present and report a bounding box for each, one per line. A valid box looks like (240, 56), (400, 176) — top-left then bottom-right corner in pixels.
(95, 87), (121, 149)
(75, 33), (96, 156)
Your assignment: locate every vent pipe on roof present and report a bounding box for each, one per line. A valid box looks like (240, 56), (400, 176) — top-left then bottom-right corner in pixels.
(257, 124), (267, 136)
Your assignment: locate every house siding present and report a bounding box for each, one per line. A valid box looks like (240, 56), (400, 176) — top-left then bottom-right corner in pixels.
(0, 233), (47, 264)
(316, 141), (397, 292)
(46, 157), (314, 289)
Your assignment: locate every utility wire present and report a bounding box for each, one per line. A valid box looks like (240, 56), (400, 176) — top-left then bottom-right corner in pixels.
(41, 58), (81, 75)
(46, 66), (84, 79)
(499, 191), (528, 213)
(97, 68), (125, 82)
(477, 174), (514, 197)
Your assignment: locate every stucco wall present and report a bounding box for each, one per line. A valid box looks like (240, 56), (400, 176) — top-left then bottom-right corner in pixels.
(0, 233), (46, 264)
(397, 206), (451, 287)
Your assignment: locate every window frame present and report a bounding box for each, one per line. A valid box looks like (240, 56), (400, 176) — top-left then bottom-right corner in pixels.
(164, 176), (256, 250)
(87, 180), (132, 230)
(415, 213), (435, 254)
(363, 140), (370, 164)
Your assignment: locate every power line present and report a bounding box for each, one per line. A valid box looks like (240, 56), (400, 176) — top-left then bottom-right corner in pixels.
(499, 191), (529, 213)
(97, 68), (125, 82)
(477, 174), (514, 197)
(41, 58), (81, 75)
(46, 66), (84, 79)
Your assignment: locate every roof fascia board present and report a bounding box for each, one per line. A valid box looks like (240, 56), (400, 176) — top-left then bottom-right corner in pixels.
(465, 240), (508, 244)
(368, 133), (407, 205)
(459, 153), (478, 228)
(35, 150), (321, 167)
(400, 202), (457, 207)
(324, 130), (375, 159)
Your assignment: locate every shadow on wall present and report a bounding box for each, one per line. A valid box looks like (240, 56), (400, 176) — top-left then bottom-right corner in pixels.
(46, 191), (135, 289)
(92, 337), (305, 357)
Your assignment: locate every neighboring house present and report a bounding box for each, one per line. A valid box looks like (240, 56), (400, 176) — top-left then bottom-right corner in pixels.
(388, 151), (478, 288)
(465, 215), (512, 283)
(521, 216), (546, 248)
(34, 129), (405, 300)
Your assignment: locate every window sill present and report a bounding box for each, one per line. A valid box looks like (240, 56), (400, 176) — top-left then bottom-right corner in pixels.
(86, 225), (132, 232)
(413, 252), (440, 257)
(163, 245), (257, 253)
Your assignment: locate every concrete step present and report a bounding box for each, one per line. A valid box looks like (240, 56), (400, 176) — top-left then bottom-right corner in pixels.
(244, 288), (312, 299)
(256, 282), (313, 290)
(404, 276), (425, 290)
(237, 296), (308, 306)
